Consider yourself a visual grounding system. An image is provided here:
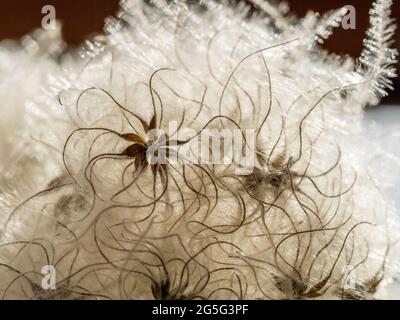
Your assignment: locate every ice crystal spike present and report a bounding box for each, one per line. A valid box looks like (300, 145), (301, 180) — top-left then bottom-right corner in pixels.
(357, 0), (398, 102)
(313, 7), (349, 46)
(248, 0), (290, 30)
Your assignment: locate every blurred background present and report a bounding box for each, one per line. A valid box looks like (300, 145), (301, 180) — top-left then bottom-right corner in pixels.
(0, 0), (398, 104)
(0, 0), (399, 298)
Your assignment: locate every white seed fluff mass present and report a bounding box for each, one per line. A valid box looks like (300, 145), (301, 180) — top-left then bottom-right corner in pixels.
(0, 0), (399, 299)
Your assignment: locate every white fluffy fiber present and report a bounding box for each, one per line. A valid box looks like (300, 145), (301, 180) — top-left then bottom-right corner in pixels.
(0, 0), (399, 299)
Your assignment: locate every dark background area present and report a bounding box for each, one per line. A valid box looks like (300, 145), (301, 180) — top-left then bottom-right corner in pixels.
(0, 0), (398, 103)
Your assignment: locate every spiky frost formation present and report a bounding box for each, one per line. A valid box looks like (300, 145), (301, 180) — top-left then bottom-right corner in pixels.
(357, 0), (398, 104)
(0, 0), (399, 300)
